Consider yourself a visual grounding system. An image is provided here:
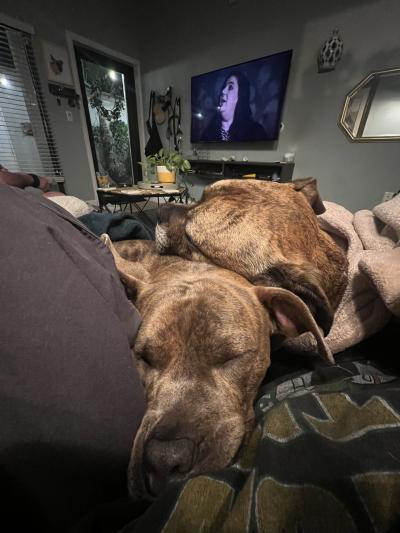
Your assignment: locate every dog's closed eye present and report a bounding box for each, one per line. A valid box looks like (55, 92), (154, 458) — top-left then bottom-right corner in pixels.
(215, 350), (254, 369)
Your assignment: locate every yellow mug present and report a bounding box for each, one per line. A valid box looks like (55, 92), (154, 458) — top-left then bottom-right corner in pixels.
(98, 175), (109, 188)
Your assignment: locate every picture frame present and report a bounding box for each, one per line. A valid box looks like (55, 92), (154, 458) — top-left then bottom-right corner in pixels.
(42, 41), (74, 87)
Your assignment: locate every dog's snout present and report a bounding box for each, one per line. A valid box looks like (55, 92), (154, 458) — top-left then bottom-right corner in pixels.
(144, 437), (195, 494)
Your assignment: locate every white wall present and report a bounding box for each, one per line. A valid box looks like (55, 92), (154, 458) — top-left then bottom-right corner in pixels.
(138, 0), (400, 211)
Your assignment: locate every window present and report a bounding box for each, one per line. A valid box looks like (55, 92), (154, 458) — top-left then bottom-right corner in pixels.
(0, 23), (62, 177)
(74, 45), (141, 186)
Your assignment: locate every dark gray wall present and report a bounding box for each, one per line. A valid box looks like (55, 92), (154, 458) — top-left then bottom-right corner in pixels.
(1, 0), (144, 199)
(138, 0), (400, 211)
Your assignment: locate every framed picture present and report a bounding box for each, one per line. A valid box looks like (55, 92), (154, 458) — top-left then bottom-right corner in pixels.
(42, 41), (74, 86)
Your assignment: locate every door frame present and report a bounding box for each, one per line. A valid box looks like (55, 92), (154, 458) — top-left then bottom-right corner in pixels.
(65, 31), (145, 200)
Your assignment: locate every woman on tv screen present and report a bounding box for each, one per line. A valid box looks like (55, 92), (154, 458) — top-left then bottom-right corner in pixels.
(191, 50), (292, 143)
(201, 71), (266, 142)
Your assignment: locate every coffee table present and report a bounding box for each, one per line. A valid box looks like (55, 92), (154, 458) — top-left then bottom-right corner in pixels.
(97, 185), (188, 213)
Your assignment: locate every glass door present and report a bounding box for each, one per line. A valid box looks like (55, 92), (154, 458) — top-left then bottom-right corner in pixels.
(74, 45), (141, 186)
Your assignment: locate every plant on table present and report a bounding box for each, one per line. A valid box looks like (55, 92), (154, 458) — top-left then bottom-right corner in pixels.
(141, 149), (191, 183)
(143, 149), (191, 171)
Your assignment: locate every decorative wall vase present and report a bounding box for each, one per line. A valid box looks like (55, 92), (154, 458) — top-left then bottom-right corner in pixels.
(318, 28), (344, 73)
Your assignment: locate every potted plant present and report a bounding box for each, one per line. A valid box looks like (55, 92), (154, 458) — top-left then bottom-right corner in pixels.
(142, 149), (191, 183)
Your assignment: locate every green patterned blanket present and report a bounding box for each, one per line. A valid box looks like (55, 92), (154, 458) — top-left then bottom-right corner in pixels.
(124, 359), (400, 533)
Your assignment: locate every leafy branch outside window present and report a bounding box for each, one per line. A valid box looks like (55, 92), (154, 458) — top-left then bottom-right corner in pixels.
(83, 62), (132, 184)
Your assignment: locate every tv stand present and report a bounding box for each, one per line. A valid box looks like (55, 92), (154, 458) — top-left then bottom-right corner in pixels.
(186, 159), (294, 183)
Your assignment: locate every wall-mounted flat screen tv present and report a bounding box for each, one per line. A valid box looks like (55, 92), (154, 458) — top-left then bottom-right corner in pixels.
(191, 49), (292, 143)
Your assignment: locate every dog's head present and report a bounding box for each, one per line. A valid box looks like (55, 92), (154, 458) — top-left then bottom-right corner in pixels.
(156, 178), (348, 333)
(102, 235), (333, 501)
(155, 178), (326, 262)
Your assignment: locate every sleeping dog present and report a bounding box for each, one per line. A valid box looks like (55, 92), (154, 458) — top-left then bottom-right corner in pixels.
(101, 235), (333, 500)
(156, 178), (348, 336)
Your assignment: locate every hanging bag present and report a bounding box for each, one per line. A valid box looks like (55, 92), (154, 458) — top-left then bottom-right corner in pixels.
(145, 91), (163, 156)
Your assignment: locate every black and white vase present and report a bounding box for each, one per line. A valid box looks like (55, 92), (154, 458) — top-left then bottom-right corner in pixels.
(318, 28), (344, 73)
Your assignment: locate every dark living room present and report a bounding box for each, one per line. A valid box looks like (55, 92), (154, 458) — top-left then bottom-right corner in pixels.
(0, 0), (399, 532)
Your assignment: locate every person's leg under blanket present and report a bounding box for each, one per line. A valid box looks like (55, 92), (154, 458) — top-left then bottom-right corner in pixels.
(0, 185), (145, 532)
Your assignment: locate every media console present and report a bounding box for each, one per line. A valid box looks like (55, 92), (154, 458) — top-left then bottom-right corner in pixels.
(186, 159), (294, 183)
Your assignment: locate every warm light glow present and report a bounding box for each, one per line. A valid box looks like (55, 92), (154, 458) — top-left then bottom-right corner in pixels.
(108, 70), (117, 81)
(0, 76), (9, 87)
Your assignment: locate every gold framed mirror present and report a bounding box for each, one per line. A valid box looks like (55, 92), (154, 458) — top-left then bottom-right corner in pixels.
(339, 67), (400, 141)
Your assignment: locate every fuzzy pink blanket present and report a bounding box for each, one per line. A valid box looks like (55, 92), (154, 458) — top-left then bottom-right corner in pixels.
(286, 194), (400, 355)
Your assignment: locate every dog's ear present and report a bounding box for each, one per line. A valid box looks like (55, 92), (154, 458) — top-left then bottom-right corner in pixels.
(250, 263), (334, 336)
(289, 177), (326, 215)
(101, 234), (148, 300)
(255, 286), (334, 364)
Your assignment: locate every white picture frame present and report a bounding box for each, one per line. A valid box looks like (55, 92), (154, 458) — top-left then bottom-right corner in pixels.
(42, 41), (74, 86)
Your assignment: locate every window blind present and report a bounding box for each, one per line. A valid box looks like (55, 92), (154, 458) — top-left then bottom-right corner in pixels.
(0, 23), (62, 177)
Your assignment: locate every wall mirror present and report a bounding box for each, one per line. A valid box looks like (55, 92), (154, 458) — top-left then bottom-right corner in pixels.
(339, 67), (400, 141)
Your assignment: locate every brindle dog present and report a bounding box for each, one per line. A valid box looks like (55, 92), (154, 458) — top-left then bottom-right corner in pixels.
(156, 178), (348, 336)
(101, 235), (333, 500)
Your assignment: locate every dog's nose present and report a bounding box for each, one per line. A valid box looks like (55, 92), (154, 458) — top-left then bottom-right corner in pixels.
(144, 437), (195, 494)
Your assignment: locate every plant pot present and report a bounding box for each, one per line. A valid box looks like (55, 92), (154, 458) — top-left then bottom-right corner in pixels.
(157, 165), (176, 183)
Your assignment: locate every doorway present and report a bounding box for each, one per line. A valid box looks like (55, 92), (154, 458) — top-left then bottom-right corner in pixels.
(74, 45), (142, 186)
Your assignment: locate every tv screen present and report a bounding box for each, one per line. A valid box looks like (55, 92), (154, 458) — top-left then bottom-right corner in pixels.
(191, 49), (292, 143)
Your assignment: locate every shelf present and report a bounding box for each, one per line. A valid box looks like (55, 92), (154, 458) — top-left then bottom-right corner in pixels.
(186, 159), (294, 183)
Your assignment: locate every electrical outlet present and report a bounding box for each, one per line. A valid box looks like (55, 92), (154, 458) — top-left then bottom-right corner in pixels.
(382, 191), (395, 202)
(65, 110), (73, 122)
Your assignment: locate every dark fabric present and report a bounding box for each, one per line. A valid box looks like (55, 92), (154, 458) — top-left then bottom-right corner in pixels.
(79, 212), (153, 241)
(0, 185), (145, 532)
(145, 91), (163, 156)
